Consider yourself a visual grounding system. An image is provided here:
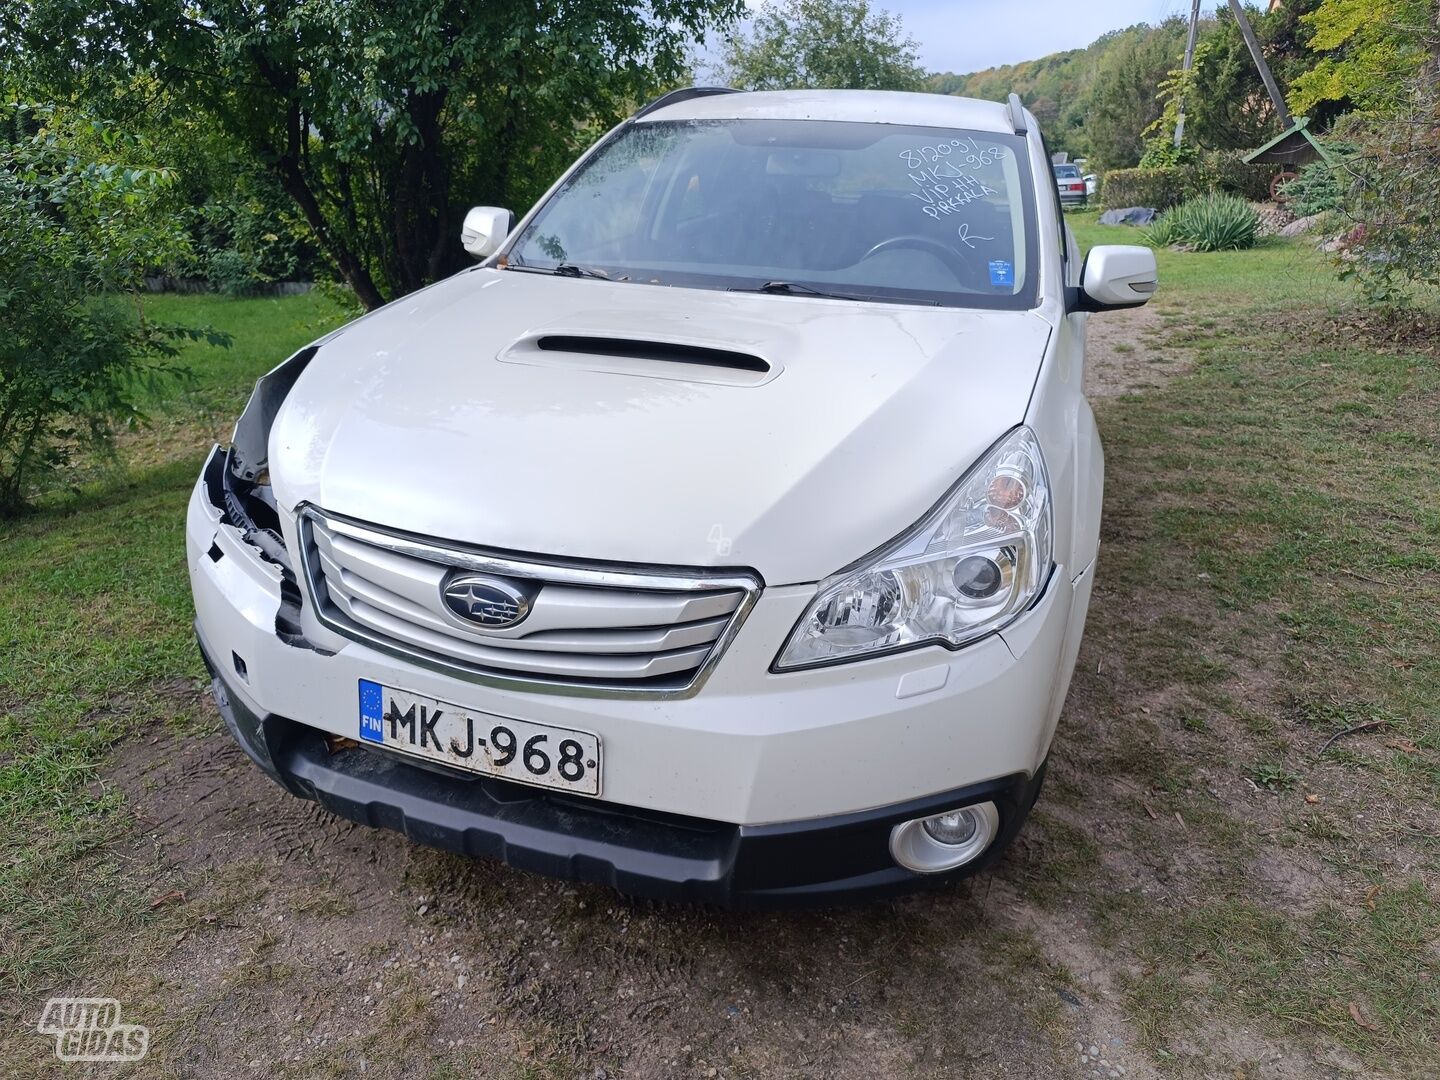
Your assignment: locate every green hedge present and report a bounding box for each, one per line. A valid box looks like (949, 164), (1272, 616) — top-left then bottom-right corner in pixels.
(1103, 168), (1189, 210)
(1102, 154), (1277, 210)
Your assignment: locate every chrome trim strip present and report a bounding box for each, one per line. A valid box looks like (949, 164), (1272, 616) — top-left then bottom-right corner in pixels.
(295, 504), (763, 700)
(317, 510), (758, 593)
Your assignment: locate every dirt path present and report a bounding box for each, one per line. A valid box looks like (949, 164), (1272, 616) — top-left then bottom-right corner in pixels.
(1083, 304), (1175, 399)
(65, 723), (1159, 1080)
(10, 306), (1387, 1078)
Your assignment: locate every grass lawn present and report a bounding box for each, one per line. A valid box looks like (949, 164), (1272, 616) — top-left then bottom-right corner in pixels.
(138, 290), (354, 411)
(1065, 214), (1440, 1063)
(2, 231), (1437, 1076)
(0, 291), (351, 1017)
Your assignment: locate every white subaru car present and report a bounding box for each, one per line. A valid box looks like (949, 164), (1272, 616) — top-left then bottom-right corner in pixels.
(187, 88), (1157, 905)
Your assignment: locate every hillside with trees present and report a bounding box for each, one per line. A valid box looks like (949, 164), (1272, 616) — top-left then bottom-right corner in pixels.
(928, 3), (1331, 169)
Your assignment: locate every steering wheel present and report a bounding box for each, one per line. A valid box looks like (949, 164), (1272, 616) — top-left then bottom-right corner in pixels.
(858, 234), (973, 280)
(861, 235), (971, 279)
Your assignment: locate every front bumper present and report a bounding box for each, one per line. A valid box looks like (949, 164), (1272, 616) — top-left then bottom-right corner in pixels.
(187, 447), (1093, 900)
(200, 625), (1045, 906)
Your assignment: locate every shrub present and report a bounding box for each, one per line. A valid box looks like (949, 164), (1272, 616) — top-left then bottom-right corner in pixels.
(1138, 139), (1199, 168)
(190, 178), (318, 294)
(1146, 192), (1259, 252)
(1103, 154), (1276, 209)
(0, 106), (226, 514)
(1338, 63), (1440, 308)
(1277, 161), (1345, 216)
(1195, 151), (1275, 203)
(1102, 166), (1189, 210)
(1145, 211), (1183, 248)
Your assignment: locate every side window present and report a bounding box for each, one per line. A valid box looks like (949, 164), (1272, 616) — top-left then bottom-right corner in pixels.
(1037, 134), (1068, 268)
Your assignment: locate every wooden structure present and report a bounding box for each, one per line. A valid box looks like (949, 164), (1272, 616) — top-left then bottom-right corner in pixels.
(1243, 116), (1334, 198)
(1242, 116), (1335, 169)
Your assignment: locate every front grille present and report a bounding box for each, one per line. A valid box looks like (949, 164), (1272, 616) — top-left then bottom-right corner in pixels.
(296, 506), (760, 696)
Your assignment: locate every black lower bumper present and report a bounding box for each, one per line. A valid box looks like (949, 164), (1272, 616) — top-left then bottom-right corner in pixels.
(199, 629), (1045, 908)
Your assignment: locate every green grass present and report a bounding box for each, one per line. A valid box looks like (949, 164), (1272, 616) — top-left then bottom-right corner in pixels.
(1069, 209), (1352, 308)
(1063, 213), (1440, 1065)
(0, 291), (348, 1007)
(1128, 884), (1440, 1059)
(139, 290), (351, 412)
(0, 459), (209, 1000)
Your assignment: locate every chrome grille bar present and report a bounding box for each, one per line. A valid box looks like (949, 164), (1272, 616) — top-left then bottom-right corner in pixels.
(296, 505), (762, 697)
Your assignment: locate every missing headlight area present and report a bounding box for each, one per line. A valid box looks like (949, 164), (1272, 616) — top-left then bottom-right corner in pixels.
(229, 345), (318, 482)
(200, 445), (326, 654)
(201, 447), (289, 572)
(206, 342), (334, 653)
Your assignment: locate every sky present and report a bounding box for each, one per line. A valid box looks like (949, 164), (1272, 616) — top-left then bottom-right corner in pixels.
(851, 0), (1224, 74)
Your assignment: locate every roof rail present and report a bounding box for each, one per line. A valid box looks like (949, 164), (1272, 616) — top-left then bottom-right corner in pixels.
(634, 86), (740, 120)
(1006, 93), (1028, 136)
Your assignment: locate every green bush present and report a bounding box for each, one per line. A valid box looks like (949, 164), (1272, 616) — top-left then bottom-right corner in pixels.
(1197, 151), (1276, 202)
(1277, 161), (1345, 217)
(189, 177), (319, 294)
(1147, 192), (1259, 252)
(1102, 166), (1189, 210)
(1138, 139), (1199, 168)
(0, 106), (226, 514)
(1103, 154), (1276, 209)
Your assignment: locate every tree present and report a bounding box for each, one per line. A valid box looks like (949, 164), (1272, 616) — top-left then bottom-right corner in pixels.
(1332, 7), (1440, 307)
(1151, 1), (1323, 154)
(1289, 0), (1433, 114)
(64, 72), (322, 295)
(0, 106), (224, 514)
(1183, 10), (1288, 148)
(4, 1), (743, 310)
(716, 0), (926, 92)
(1086, 20), (1191, 170)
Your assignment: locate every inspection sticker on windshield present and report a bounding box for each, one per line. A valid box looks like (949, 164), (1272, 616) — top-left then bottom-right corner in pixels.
(988, 260), (1015, 287)
(358, 679), (601, 795)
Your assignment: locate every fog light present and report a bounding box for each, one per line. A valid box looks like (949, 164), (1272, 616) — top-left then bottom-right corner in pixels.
(890, 801), (999, 874)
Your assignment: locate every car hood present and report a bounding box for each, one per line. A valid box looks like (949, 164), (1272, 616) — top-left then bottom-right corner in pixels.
(270, 268), (1052, 585)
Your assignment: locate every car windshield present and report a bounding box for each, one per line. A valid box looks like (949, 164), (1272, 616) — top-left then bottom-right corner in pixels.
(507, 119), (1040, 310)
(1053, 165), (1080, 178)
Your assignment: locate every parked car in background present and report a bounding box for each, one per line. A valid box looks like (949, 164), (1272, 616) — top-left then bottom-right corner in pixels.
(188, 88), (1158, 907)
(1084, 173), (1098, 197)
(1054, 162), (1087, 206)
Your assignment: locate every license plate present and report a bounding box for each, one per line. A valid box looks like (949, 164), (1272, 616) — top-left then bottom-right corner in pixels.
(357, 680), (601, 796)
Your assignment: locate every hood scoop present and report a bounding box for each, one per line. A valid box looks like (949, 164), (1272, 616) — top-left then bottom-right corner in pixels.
(500, 332), (779, 387)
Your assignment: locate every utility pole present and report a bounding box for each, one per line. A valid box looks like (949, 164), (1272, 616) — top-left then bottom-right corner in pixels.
(1173, 0), (1202, 147)
(1227, 0), (1293, 131)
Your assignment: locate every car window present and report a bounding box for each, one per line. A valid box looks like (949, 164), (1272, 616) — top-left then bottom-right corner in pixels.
(1052, 165), (1080, 179)
(509, 119), (1040, 311)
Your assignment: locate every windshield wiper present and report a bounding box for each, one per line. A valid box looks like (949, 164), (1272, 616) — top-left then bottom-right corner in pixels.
(554, 262), (611, 279)
(730, 281), (937, 305)
(505, 260), (611, 280)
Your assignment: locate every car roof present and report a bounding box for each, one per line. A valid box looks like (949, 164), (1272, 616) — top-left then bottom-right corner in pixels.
(637, 89), (1017, 134)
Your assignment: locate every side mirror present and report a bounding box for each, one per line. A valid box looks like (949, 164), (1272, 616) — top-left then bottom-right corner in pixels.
(460, 206), (512, 259)
(1072, 245), (1158, 312)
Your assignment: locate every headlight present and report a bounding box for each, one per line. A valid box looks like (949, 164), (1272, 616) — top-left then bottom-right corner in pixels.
(775, 426), (1052, 671)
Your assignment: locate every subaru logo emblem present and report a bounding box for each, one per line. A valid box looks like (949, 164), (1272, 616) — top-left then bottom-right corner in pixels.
(441, 574), (532, 630)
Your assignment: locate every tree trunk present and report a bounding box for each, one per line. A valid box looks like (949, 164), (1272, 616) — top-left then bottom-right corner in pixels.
(387, 88), (453, 295)
(248, 53), (390, 310)
(275, 160), (389, 310)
